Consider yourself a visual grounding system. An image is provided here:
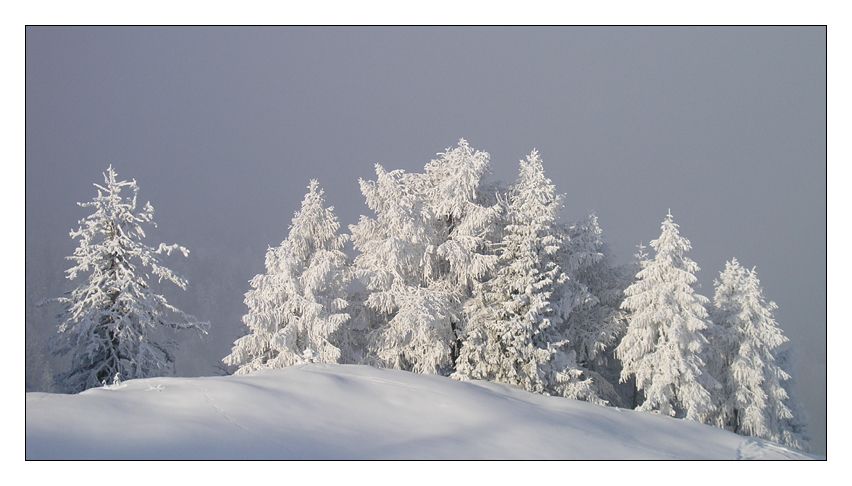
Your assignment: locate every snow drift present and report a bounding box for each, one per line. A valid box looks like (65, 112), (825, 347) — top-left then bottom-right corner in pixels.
(26, 364), (812, 460)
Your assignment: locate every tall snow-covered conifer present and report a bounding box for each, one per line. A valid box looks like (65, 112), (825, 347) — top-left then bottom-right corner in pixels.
(617, 241), (651, 407)
(55, 166), (207, 392)
(422, 139), (500, 292)
(616, 211), (717, 422)
(710, 259), (809, 450)
(349, 164), (455, 373)
(224, 180), (351, 374)
(559, 214), (628, 404)
(454, 150), (597, 401)
(350, 140), (499, 374)
(775, 346), (810, 451)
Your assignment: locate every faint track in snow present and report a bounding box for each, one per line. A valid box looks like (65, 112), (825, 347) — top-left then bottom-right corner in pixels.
(194, 383), (251, 434)
(736, 438), (806, 460)
(192, 381), (296, 453)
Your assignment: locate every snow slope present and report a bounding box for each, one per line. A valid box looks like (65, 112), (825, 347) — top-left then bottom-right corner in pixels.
(26, 364), (813, 460)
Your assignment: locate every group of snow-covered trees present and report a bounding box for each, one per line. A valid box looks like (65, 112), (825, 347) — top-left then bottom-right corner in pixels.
(52, 141), (809, 452)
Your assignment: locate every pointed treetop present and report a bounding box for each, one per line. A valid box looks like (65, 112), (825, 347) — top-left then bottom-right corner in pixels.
(517, 149), (552, 185)
(746, 266), (771, 300)
(433, 138), (488, 165)
(297, 179), (324, 214)
(660, 209), (676, 229)
(529, 148), (540, 160)
(307, 178), (321, 193)
(302, 178), (328, 202)
(425, 138), (491, 221)
(519, 149), (545, 179)
(512, 149), (561, 215)
(715, 258), (748, 294)
(102, 164), (133, 189)
(104, 164), (119, 182)
(652, 210), (693, 259)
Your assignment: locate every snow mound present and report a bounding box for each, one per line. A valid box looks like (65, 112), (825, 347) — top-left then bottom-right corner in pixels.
(26, 364), (814, 459)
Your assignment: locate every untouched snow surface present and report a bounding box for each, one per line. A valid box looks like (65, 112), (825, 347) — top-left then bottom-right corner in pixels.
(26, 364), (813, 459)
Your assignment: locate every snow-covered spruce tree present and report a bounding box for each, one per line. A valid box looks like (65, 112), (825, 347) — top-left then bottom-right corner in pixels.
(617, 241), (651, 407)
(706, 258), (750, 428)
(422, 139), (501, 293)
(710, 259), (809, 450)
(454, 150), (598, 402)
(615, 211), (718, 422)
(349, 165), (454, 373)
(775, 346), (811, 451)
(559, 214), (628, 404)
(55, 166), (207, 393)
(224, 180), (351, 374)
(350, 139), (499, 375)
(420, 139), (503, 367)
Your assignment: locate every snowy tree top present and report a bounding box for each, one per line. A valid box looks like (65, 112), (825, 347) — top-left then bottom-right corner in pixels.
(424, 139), (491, 221)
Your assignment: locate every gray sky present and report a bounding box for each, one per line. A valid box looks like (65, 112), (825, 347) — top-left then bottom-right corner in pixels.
(25, 27), (826, 453)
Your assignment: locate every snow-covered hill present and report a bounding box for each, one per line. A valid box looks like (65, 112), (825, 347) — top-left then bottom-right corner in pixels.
(26, 364), (813, 459)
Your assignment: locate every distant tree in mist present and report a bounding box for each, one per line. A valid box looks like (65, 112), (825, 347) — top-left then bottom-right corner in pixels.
(709, 259), (809, 451)
(558, 214), (629, 405)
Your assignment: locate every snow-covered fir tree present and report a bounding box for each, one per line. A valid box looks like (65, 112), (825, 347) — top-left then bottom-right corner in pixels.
(349, 164), (455, 373)
(224, 180), (351, 374)
(55, 166), (207, 392)
(617, 241), (651, 407)
(422, 139), (501, 291)
(421, 139), (503, 367)
(616, 211), (718, 422)
(559, 214), (628, 404)
(350, 140), (499, 374)
(454, 150), (598, 402)
(709, 259), (809, 450)
(775, 346), (811, 452)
